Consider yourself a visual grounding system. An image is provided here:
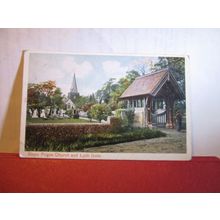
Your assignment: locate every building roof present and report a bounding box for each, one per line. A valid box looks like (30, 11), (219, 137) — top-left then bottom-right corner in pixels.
(120, 68), (184, 99)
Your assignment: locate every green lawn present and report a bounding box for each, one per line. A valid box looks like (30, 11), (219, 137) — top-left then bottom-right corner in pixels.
(27, 118), (94, 124)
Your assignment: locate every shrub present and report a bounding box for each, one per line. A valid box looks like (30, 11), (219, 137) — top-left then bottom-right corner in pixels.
(109, 117), (123, 133)
(65, 110), (73, 117)
(74, 128), (166, 150)
(115, 108), (125, 118)
(124, 109), (135, 127)
(89, 103), (112, 122)
(82, 103), (94, 112)
(115, 108), (135, 128)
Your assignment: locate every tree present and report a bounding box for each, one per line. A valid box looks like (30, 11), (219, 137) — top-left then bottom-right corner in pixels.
(95, 78), (118, 104)
(154, 57), (185, 93)
(74, 95), (89, 109)
(51, 88), (65, 112)
(94, 70), (140, 111)
(109, 70), (140, 109)
(74, 94), (97, 110)
(133, 58), (157, 75)
(82, 103), (94, 112)
(89, 103), (112, 123)
(27, 81), (64, 117)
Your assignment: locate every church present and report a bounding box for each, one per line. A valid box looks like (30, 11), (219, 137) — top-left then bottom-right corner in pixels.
(64, 74), (79, 111)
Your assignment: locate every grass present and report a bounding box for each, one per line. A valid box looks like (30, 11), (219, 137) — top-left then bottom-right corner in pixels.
(27, 118), (94, 124)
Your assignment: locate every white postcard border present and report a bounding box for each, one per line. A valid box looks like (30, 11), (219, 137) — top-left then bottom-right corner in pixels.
(20, 51), (192, 161)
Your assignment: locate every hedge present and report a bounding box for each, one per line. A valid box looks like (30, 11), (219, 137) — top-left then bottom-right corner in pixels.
(74, 128), (166, 150)
(25, 123), (112, 150)
(25, 123), (166, 152)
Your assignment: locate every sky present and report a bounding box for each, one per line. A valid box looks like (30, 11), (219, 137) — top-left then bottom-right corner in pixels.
(28, 53), (158, 96)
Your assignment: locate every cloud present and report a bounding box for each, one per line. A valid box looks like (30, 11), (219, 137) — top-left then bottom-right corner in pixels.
(29, 67), (64, 83)
(61, 56), (93, 78)
(102, 60), (128, 79)
(29, 53), (66, 83)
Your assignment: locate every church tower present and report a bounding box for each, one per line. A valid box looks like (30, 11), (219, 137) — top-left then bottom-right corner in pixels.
(68, 74), (79, 102)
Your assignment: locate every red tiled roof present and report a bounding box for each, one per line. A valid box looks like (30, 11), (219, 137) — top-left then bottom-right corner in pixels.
(120, 69), (168, 99)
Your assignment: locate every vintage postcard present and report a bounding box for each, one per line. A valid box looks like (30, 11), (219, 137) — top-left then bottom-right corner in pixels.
(20, 51), (191, 160)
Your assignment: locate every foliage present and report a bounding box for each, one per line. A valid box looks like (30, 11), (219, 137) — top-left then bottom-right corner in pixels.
(52, 88), (65, 109)
(82, 103), (94, 112)
(110, 70), (140, 108)
(154, 57), (185, 94)
(26, 126), (166, 152)
(75, 128), (166, 150)
(124, 109), (135, 128)
(25, 123), (112, 151)
(115, 108), (135, 128)
(74, 94), (96, 109)
(109, 117), (123, 133)
(65, 109), (73, 117)
(95, 71), (140, 110)
(95, 78), (118, 104)
(89, 103), (112, 122)
(115, 108), (125, 118)
(132, 57), (157, 75)
(27, 81), (64, 117)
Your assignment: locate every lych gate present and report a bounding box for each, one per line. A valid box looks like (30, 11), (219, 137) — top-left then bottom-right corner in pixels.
(119, 69), (184, 128)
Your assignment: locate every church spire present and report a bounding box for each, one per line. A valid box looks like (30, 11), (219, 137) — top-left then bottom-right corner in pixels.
(70, 73), (78, 93)
(68, 73), (79, 102)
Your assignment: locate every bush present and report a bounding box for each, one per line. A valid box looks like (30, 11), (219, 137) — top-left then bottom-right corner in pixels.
(109, 117), (123, 133)
(65, 110), (73, 117)
(115, 108), (125, 118)
(125, 109), (135, 127)
(115, 108), (135, 128)
(74, 128), (166, 150)
(89, 103), (112, 122)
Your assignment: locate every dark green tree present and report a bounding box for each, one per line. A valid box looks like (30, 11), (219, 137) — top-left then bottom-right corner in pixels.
(95, 78), (118, 104)
(154, 57), (185, 94)
(94, 70), (140, 111)
(51, 88), (65, 108)
(109, 70), (140, 109)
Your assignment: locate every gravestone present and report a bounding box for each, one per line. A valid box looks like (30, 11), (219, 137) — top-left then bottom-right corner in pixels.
(32, 109), (38, 118)
(40, 109), (46, 118)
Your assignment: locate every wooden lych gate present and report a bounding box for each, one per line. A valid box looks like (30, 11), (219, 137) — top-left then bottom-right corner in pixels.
(120, 69), (185, 128)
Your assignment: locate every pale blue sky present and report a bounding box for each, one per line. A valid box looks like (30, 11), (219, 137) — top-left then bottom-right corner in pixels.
(29, 53), (158, 96)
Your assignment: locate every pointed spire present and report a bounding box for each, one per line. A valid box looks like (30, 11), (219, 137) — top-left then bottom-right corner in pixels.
(70, 73), (78, 93)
